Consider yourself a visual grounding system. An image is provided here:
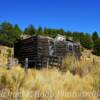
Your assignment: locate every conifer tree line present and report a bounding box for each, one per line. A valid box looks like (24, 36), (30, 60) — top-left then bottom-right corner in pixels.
(0, 22), (100, 56)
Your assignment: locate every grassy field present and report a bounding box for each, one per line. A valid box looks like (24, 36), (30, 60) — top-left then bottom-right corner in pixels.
(0, 54), (100, 100)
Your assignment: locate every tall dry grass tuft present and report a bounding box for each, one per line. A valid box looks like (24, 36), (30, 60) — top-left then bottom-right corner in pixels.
(0, 50), (100, 100)
(90, 64), (100, 97)
(0, 65), (99, 100)
(62, 55), (100, 77)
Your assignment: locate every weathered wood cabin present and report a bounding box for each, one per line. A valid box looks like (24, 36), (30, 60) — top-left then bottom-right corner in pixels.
(14, 35), (51, 67)
(67, 40), (81, 60)
(14, 35), (81, 67)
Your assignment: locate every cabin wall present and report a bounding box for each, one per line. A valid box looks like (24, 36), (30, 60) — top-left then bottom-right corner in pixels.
(14, 36), (49, 67)
(14, 36), (81, 67)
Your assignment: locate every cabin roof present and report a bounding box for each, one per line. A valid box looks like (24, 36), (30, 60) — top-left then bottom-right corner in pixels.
(19, 35), (80, 46)
(20, 35), (54, 43)
(66, 39), (74, 42)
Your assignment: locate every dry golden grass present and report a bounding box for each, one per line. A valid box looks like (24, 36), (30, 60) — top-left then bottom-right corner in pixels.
(0, 62), (99, 100)
(0, 49), (100, 100)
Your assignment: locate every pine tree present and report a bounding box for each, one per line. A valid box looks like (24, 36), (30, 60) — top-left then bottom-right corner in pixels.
(92, 31), (99, 43)
(37, 27), (43, 35)
(80, 33), (93, 49)
(24, 25), (36, 36)
(93, 38), (100, 56)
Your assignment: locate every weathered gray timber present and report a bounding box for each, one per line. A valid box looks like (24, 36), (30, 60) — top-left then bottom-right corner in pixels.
(54, 41), (67, 57)
(14, 35), (81, 68)
(66, 40), (81, 60)
(14, 35), (50, 67)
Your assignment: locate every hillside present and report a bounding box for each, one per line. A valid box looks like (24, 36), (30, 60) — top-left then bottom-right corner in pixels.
(0, 47), (100, 100)
(81, 49), (100, 62)
(0, 46), (13, 66)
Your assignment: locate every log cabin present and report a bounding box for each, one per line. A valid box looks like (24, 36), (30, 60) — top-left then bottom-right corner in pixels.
(14, 35), (81, 67)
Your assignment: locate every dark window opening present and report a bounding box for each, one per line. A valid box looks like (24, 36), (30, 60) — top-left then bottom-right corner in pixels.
(68, 45), (73, 51)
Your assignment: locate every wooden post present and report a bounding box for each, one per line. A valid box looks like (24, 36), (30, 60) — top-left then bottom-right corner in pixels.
(60, 56), (64, 68)
(25, 58), (28, 73)
(46, 57), (49, 69)
(8, 57), (13, 69)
